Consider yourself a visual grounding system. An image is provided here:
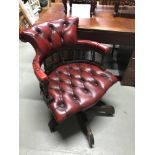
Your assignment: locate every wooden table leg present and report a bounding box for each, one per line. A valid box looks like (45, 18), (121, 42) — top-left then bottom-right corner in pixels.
(90, 0), (97, 17)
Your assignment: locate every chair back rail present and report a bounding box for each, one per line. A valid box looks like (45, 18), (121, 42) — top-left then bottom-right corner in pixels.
(43, 44), (106, 75)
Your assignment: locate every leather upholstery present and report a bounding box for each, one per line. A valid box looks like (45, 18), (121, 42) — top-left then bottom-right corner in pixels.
(20, 17), (79, 55)
(20, 17), (79, 83)
(48, 63), (117, 123)
(20, 17), (118, 124)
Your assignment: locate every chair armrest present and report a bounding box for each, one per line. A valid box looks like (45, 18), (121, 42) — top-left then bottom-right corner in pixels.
(77, 40), (110, 54)
(32, 54), (48, 82)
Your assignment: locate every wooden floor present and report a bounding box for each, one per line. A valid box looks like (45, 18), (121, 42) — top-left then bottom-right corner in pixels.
(36, 2), (135, 33)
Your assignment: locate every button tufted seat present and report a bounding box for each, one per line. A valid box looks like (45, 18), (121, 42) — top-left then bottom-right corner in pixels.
(20, 17), (118, 148)
(48, 63), (117, 123)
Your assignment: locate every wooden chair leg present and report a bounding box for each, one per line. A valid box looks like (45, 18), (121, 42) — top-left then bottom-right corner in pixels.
(93, 105), (115, 115)
(93, 100), (115, 116)
(77, 112), (94, 148)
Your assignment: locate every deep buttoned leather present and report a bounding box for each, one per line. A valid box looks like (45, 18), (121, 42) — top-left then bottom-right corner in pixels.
(20, 17), (79, 56)
(48, 63), (117, 123)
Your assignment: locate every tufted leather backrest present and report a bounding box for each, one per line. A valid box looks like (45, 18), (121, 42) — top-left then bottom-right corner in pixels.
(20, 17), (79, 57)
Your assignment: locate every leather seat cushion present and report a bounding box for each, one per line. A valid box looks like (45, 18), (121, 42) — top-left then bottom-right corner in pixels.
(48, 63), (117, 123)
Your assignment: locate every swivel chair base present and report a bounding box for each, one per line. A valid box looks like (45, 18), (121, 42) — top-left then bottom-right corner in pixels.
(48, 100), (115, 148)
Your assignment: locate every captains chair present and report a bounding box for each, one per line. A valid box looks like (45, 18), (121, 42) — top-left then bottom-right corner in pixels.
(62, 0), (97, 17)
(20, 17), (117, 148)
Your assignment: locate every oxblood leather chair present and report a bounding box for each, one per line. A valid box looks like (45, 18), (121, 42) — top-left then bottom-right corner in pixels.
(20, 17), (117, 148)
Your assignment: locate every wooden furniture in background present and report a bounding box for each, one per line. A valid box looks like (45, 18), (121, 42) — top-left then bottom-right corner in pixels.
(48, 0), (52, 7)
(78, 26), (135, 87)
(19, 0), (42, 31)
(99, 0), (114, 5)
(114, 0), (135, 17)
(28, 0), (41, 18)
(62, 0), (97, 17)
(121, 50), (135, 86)
(19, 0), (34, 31)
(19, 7), (30, 31)
(98, 0), (135, 17)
